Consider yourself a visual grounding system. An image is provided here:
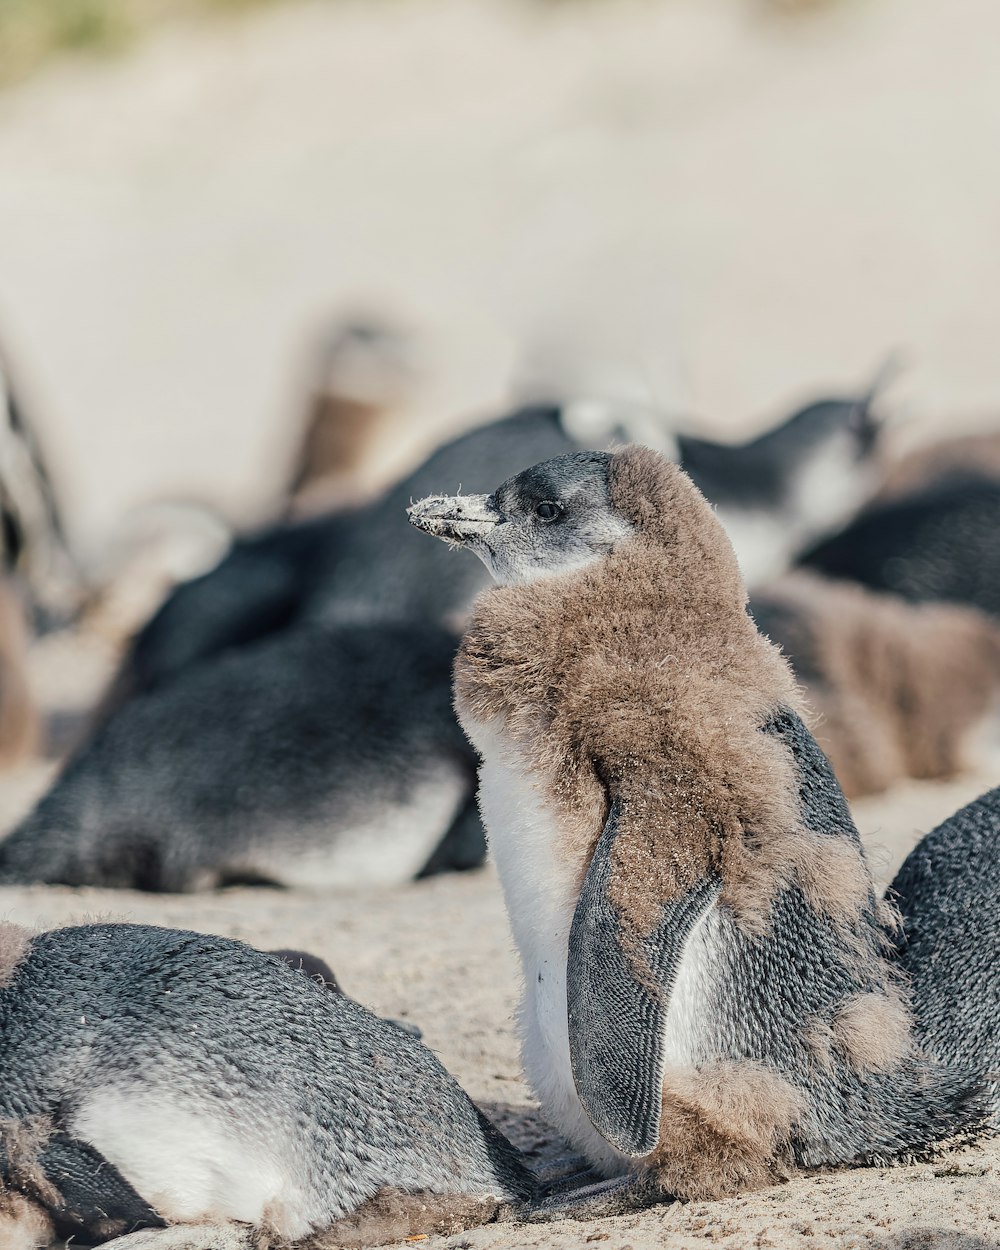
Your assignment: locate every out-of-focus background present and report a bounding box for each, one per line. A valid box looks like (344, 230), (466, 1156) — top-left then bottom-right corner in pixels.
(1, 0), (998, 554)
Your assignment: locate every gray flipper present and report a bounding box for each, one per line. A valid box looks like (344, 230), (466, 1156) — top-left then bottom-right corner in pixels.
(0, 1129), (164, 1241)
(566, 801), (721, 1157)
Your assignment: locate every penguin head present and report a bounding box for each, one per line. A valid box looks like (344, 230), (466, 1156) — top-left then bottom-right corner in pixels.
(408, 451), (633, 585)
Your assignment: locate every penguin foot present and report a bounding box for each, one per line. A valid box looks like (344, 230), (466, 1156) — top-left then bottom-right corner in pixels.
(522, 1174), (662, 1222)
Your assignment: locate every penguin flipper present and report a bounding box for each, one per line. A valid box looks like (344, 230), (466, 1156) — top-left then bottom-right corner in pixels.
(1, 1127), (164, 1240)
(566, 800), (721, 1157)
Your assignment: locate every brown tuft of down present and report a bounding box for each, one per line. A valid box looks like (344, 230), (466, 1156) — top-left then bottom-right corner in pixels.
(0, 577), (39, 768)
(831, 989), (913, 1074)
(0, 923), (33, 989)
(455, 446), (869, 940)
(644, 1062), (807, 1200)
(0, 1118), (59, 1210)
(755, 573), (1000, 798)
(876, 429), (1000, 502)
(0, 1191), (53, 1250)
(299, 1188), (501, 1248)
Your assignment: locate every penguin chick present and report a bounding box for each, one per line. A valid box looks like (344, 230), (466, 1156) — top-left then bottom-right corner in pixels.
(750, 573), (1000, 798)
(409, 448), (987, 1203)
(288, 317), (421, 517)
(0, 922), (534, 1248)
(888, 786), (1000, 1126)
(800, 478), (1000, 619)
(680, 384), (885, 587)
(0, 620), (482, 891)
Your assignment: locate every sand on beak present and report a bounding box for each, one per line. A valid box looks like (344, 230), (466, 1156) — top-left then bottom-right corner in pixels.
(407, 493), (501, 547)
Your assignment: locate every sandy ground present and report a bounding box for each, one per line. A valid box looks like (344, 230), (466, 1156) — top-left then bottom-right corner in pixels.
(2, 0), (1000, 1247)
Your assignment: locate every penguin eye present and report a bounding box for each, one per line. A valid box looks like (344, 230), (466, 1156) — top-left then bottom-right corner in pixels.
(534, 501), (562, 521)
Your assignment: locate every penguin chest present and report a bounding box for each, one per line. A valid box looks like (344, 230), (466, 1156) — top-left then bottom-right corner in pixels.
(473, 730), (630, 1173)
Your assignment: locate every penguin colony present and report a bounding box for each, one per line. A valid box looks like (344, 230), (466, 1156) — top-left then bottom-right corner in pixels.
(0, 340), (999, 1247)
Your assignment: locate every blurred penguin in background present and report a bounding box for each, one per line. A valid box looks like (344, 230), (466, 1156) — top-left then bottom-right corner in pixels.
(801, 477), (1000, 619)
(0, 620), (484, 891)
(286, 316), (422, 517)
(0, 350), (80, 768)
(751, 573), (1000, 798)
(94, 363), (887, 723)
(889, 785), (1000, 1123)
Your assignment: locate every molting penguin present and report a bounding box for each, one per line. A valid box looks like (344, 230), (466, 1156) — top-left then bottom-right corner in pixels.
(0, 921), (534, 1249)
(408, 448), (987, 1204)
(750, 573), (1000, 799)
(888, 786), (1000, 1125)
(0, 620), (481, 891)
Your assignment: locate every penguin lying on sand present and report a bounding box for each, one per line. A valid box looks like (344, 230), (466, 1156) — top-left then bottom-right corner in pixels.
(889, 786), (1000, 1125)
(801, 478), (1000, 619)
(99, 383), (882, 724)
(409, 448), (987, 1204)
(0, 921), (534, 1249)
(0, 620), (481, 890)
(750, 573), (1000, 798)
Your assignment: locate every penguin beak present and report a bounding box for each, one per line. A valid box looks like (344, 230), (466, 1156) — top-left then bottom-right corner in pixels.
(407, 493), (501, 547)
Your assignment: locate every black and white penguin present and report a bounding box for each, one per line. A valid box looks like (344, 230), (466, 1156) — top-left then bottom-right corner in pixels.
(98, 383), (883, 724)
(408, 448), (986, 1203)
(888, 786), (1000, 1125)
(750, 573), (1000, 798)
(800, 478), (1000, 619)
(679, 387), (884, 587)
(0, 620), (482, 890)
(0, 922), (533, 1248)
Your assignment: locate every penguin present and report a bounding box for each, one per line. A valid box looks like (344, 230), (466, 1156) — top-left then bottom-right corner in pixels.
(0, 351), (82, 630)
(750, 573), (1000, 798)
(287, 316), (420, 517)
(888, 785), (1000, 1124)
(0, 921), (534, 1248)
(679, 385), (885, 587)
(0, 619), (483, 890)
(408, 447), (987, 1204)
(800, 478), (1000, 619)
(96, 382), (883, 727)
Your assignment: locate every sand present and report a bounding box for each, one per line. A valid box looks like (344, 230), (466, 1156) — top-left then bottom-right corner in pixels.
(2, 0), (1000, 1246)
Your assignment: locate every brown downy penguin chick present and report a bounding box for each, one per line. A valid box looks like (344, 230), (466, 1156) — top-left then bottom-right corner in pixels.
(875, 428), (1000, 502)
(408, 448), (987, 1206)
(287, 318), (419, 517)
(751, 573), (1000, 798)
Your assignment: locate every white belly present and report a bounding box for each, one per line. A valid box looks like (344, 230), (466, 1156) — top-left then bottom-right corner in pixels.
(221, 768), (467, 889)
(474, 721), (719, 1174)
(70, 1090), (321, 1238)
(476, 741), (630, 1175)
